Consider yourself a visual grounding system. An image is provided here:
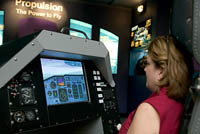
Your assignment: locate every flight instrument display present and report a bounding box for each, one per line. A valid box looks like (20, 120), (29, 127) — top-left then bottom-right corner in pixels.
(40, 58), (89, 106)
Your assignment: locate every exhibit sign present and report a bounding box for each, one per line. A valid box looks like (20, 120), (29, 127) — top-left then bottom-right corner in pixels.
(15, 0), (64, 20)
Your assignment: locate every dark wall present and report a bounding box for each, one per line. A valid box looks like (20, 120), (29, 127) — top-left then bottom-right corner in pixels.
(0, 0), (131, 113)
(131, 0), (172, 37)
(156, 0), (172, 36)
(128, 0), (172, 113)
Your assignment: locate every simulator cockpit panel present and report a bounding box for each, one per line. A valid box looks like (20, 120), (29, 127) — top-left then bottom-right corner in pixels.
(41, 58), (89, 106)
(0, 30), (121, 134)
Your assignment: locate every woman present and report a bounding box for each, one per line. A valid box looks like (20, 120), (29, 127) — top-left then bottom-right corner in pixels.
(119, 36), (193, 134)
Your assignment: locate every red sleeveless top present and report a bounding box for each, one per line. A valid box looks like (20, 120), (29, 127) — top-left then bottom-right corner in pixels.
(119, 87), (184, 134)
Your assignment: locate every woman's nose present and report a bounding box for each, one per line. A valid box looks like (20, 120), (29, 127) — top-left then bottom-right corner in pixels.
(144, 66), (147, 72)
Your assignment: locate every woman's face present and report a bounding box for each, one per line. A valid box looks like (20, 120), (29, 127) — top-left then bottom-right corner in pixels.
(144, 55), (162, 92)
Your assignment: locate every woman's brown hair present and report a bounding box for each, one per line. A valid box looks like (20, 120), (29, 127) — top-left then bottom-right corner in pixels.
(147, 36), (193, 101)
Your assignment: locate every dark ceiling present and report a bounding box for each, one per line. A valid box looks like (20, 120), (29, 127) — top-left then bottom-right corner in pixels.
(65, 0), (145, 8)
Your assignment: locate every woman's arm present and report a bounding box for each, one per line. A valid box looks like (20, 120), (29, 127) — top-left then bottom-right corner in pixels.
(127, 102), (160, 134)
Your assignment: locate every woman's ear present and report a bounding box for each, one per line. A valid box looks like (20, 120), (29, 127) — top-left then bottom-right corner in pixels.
(158, 68), (164, 80)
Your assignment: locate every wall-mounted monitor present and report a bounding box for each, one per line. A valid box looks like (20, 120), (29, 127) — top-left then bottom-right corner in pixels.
(0, 11), (4, 45)
(40, 58), (89, 106)
(69, 19), (92, 39)
(130, 18), (152, 48)
(99, 28), (119, 74)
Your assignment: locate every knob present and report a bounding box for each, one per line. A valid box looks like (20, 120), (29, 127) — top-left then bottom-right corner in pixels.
(116, 123), (122, 131)
(13, 111), (25, 123)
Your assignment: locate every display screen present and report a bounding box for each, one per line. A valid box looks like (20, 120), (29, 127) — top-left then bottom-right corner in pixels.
(100, 28), (119, 74)
(0, 11), (4, 45)
(40, 58), (89, 106)
(130, 18), (152, 48)
(69, 19), (92, 39)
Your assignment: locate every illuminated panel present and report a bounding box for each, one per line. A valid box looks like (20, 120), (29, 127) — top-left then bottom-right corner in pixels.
(0, 11), (4, 46)
(40, 58), (89, 106)
(69, 19), (92, 39)
(100, 28), (119, 74)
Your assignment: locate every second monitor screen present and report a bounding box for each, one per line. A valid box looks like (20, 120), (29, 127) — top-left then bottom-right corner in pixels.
(40, 58), (89, 106)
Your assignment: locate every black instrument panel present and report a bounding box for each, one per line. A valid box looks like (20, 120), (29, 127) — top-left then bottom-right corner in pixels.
(0, 56), (120, 134)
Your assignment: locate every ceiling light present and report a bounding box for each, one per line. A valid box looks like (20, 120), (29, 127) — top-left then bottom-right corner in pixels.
(137, 5), (144, 13)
